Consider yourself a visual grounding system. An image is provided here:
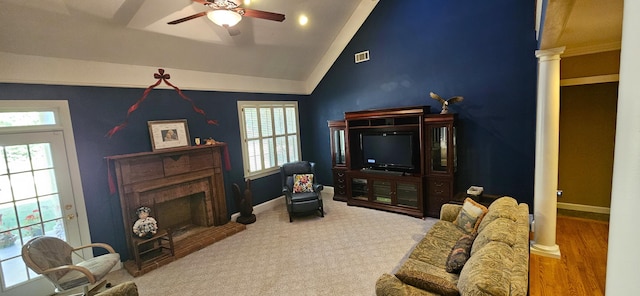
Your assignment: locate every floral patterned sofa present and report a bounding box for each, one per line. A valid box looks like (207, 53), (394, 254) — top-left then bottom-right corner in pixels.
(376, 196), (530, 296)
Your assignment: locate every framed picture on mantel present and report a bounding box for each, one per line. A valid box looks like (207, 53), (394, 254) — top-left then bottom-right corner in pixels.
(148, 119), (191, 151)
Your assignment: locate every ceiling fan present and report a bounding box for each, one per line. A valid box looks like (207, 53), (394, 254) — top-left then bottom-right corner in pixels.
(167, 0), (286, 36)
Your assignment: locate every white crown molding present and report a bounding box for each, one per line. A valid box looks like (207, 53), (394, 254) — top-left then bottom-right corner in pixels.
(0, 52), (308, 94)
(562, 41), (622, 57)
(560, 74), (619, 86)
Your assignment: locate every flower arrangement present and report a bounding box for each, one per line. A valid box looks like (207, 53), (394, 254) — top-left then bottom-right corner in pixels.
(24, 209), (43, 237)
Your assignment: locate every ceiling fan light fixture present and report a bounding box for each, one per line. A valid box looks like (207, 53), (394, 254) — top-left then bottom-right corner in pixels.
(207, 10), (242, 27)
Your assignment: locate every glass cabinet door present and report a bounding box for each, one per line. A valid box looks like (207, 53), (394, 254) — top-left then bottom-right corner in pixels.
(350, 178), (368, 200)
(430, 125), (449, 172)
(328, 120), (347, 168)
(372, 180), (392, 204)
(334, 129), (346, 165)
(396, 182), (418, 208)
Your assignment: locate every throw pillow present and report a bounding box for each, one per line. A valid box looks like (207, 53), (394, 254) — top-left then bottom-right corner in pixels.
(292, 174), (314, 193)
(445, 233), (476, 273)
(453, 198), (488, 234)
(395, 269), (460, 296)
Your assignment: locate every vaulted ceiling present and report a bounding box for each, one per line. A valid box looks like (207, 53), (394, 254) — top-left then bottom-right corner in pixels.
(0, 0), (378, 94)
(539, 0), (623, 56)
(0, 0), (624, 94)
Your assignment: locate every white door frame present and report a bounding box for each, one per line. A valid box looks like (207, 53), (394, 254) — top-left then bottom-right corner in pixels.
(0, 100), (92, 295)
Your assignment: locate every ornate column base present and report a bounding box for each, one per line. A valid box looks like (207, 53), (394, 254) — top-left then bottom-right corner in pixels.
(530, 241), (561, 258)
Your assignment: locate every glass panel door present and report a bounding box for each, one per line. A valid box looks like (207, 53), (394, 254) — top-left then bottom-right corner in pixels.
(334, 129), (346, 165)
(430, 125), (448, 172)
(396, 182), (418, 208)
(372, 180), (392, 204)
(350, 178), (368, 200)
(0, 131), (81, 294)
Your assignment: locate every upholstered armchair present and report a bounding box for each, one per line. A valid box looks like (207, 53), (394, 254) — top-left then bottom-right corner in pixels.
(280, 161), (324, 222)
(21, 236), (120, 295)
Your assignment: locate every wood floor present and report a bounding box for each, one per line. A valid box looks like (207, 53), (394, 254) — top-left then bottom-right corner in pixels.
(529, 215), (609, 296)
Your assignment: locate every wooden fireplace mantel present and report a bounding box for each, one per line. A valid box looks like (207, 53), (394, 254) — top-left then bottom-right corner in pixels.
(107, 144), (234, 275)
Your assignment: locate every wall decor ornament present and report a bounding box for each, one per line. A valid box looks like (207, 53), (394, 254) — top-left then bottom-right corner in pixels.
(106, 69), (218, 138)
(429, 92), (464, 114)
(148, 119), (191, 151)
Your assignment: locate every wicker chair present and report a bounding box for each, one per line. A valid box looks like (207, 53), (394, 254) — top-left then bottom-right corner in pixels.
(21, 236), (120, 295)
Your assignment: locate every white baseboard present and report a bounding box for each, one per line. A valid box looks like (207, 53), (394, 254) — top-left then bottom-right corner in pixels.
(231, 196), (284, 222)
(557, 202), (610, 214)
(230, 185), (334, 222)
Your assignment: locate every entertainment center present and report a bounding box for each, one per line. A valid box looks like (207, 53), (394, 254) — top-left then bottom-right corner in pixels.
(328, 106), (456, 218)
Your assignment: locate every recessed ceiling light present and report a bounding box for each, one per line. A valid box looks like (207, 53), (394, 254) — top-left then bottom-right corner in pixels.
(299, 15), (308, 26)
(244, 0), (251, 5)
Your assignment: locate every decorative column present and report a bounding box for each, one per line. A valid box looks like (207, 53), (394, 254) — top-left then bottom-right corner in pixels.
(530, 46), (565, 258)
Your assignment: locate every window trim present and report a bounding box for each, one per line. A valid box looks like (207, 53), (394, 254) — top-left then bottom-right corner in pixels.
(237, 101), (301, 180)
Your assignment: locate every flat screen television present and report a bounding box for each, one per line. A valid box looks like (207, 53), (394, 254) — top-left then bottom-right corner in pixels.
(361, 131), (418, 173)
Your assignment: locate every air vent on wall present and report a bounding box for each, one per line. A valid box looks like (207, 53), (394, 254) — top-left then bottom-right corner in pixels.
(355, 50), (370, 63)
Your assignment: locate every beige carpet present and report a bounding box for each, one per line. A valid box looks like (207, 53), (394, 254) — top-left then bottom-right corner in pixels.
(105, 193), (437, 295)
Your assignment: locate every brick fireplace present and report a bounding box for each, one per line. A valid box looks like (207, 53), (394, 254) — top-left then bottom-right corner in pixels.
(108, 144), (245, 276)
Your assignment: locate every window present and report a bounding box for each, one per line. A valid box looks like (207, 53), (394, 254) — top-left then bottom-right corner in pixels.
(0, 111), (56, 128)
(238, 101), (301, 179)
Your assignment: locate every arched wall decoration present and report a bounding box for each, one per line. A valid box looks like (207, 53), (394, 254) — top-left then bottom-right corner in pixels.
(106, 69), (218, 138)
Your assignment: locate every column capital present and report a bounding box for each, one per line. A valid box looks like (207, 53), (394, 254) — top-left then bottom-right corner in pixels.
(536, 46), (566, 60)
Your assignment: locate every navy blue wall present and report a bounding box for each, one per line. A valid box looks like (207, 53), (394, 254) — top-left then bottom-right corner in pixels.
(305, 0), (538, 207)
(0, 0), (538, 259)
(0, 83), (301, 259)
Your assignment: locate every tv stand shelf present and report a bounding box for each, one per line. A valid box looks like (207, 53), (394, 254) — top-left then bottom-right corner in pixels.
(348, 117), (421, 129)
(346, 170), (424, 218)
(346, 106), (428, 130)
(359, 168), (407, 176)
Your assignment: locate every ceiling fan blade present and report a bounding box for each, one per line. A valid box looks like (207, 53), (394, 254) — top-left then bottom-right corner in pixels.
(167, 11), (208, 25)
(242, 8), (285, 22)
(223, 24), (241, 36)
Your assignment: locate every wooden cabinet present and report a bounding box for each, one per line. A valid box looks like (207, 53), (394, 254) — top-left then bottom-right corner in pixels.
(340, 106), (428, 217)
(328, 120), (348, 201)
(425, 177), (454, 217)
(346, 171), (423, 218)
(332, 168), (348, 200)
(330, 106), (457, 218)
(424, 114), (457, 217)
